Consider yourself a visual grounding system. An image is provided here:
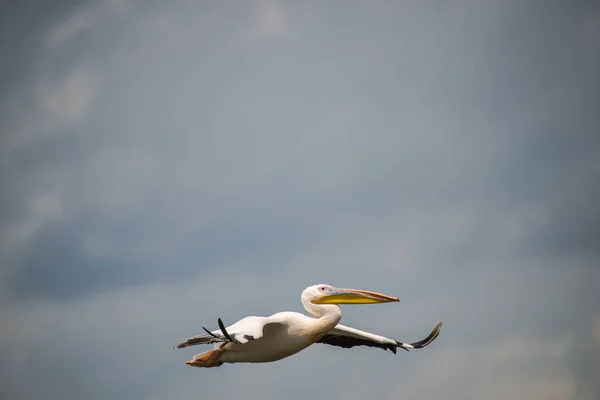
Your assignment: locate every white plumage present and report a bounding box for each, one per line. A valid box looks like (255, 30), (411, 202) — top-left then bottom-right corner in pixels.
(174, 284), (442, 368)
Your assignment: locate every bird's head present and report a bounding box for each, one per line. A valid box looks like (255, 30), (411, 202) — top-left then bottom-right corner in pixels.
(303, 284), (400, 305)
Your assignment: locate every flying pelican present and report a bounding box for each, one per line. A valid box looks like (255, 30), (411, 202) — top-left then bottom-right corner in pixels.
(174, 284), (442, 368)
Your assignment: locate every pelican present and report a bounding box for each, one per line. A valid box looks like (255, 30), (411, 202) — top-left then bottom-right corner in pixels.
(174, 284), (442, 368)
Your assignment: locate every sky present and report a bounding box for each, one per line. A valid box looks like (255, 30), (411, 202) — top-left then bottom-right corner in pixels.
(0, 0), (599, 399)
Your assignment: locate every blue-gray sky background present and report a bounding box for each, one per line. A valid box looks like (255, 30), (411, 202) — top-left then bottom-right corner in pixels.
(1, 0), (599, 399)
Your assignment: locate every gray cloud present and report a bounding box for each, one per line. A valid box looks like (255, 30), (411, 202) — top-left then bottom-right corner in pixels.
(1, 0), (599, 399)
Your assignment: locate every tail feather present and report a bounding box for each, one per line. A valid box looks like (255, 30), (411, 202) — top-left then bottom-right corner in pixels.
(173, 318), (237, 350)
(173, 333), (224, 349)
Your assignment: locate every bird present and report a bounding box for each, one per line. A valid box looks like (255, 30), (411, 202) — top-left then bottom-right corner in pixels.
(173, 284), (442, 368)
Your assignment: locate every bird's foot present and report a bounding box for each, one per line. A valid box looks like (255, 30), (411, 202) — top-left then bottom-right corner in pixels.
(185, 348), (225, 368)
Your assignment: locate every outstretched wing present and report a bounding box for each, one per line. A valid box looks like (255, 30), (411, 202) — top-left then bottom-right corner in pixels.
(316, 321), (442, 354)
(173, 316), (280, 349)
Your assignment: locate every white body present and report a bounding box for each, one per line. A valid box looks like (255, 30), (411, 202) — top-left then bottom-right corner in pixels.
(174, 284), (442, 367)
(217, 312), (323, 363)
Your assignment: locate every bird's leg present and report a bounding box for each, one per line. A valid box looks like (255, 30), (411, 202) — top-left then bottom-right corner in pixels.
(185, 348), (226, 368)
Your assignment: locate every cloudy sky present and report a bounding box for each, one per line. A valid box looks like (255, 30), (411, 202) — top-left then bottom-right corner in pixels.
(1, 0), (599, 399)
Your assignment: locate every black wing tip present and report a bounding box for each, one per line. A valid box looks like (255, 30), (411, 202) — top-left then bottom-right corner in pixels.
(173, 321), (231, 350)
(203, 326), (221, 340)
(218, 317), (238, 343)
(410, 321), (442, 349)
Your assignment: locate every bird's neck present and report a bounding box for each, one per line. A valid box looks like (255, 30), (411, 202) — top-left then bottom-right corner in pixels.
(303, 302), (342, 333)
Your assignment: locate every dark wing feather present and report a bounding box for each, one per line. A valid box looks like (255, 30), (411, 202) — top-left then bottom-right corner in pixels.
(173, 317), (240, 349)
(173, 331), (225, 349)
(318, 334), (399, 354)
(409, 321), (442, 349)
(316, 321), (442, 355)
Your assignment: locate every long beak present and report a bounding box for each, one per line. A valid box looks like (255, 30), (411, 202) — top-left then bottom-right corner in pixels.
(312, 287), (400, 304)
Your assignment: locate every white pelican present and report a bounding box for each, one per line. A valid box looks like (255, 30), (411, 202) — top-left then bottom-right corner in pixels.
(174, 284), (442, 368)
